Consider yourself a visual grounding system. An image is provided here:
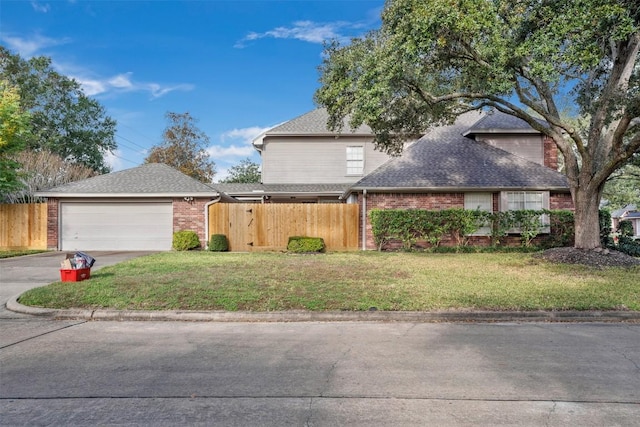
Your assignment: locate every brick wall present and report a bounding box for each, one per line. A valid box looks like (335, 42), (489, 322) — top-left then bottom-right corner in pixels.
(360, 192), (466, 249)
(47, 198), (59, 250)
(550, 192), (574, 210)
(173, 198), (211, 247)
(359, 191), (575, 250)
(543, 136), (559, 170)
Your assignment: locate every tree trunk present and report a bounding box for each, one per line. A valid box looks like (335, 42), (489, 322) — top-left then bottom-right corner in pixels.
(572, 187), (602, 250)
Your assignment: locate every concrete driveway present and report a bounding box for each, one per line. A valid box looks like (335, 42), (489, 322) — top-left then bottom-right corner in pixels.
(0, 251), (155, 319)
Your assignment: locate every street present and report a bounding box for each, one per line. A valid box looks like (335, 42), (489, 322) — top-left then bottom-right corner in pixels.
(1, 320), (639, 426)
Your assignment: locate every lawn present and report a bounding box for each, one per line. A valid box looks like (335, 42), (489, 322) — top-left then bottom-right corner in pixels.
(0, 249), (48, 259)
(18, 251), (640, 312)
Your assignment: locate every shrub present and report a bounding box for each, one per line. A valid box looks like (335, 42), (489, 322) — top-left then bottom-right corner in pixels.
(172, 230), (201, 251)
(287, 236), (325, 253)
(208, 234), (229, 252)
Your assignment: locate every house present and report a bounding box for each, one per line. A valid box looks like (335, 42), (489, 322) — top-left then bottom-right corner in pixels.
(216, 108), (396, 203)
(36, 163), (234, 251)
(611, 204), (640, 238)
(218, 108), (573, 250)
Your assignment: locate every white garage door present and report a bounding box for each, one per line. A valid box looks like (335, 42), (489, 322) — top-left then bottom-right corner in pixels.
(61, 202), (173, 251)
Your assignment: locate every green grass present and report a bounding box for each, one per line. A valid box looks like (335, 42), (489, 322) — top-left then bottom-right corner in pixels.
(18, 251), (640, 312)
(0, 249), (48, 259)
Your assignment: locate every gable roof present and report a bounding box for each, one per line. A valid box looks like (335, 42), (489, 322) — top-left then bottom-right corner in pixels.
(349, 111), (569, 193)
(463, 111), (546, 136)
(37, 163), (221, 198)
(253, 108), (373, 147)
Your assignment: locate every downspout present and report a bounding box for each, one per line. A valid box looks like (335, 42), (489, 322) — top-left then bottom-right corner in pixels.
(361, 189), (367, 251)
(204, 195), (222, 249)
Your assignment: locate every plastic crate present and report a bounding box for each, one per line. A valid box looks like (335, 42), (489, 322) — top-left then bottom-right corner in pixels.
(60, 268), (91, 282)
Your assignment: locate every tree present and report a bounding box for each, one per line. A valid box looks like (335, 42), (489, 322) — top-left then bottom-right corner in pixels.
(315, 0), (640, 250)
(2, 150), (96, 203)
(603, 155), (640, 209)
(0, 47), (116, 174)
(0, 80), (30, 195)
(220, 158), (261, 183)
(145, 112), (216, 183)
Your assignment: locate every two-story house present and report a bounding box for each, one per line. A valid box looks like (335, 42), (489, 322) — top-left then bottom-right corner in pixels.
(216, 108), (573, 249)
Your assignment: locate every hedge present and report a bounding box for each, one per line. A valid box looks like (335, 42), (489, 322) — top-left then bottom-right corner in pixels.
(370, 208), (575, 250)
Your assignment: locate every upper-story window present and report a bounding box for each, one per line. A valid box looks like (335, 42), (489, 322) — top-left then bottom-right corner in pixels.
(346, 146), (364, 175)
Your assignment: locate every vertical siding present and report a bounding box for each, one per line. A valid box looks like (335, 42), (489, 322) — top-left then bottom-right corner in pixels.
(0, 204), (48, 250)
(208, 203), (359, 251)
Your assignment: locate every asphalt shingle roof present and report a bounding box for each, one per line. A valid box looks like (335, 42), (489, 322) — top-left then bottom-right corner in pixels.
(214, 183), (351, 195)
(266, 108), (373, 135)
(37, 163), (219, 196)
(351, 111), (569, 191)
(464, 111), (546, 134)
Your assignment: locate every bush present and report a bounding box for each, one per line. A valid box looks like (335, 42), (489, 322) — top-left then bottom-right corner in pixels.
(287, 236), (325, 253)
(172, 230), (201, 251)
(208, 234), (229, 252)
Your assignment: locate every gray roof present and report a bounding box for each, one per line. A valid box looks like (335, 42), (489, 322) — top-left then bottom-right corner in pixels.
(214, 183), (351, 197)
(37, 163), (220, 197)
(611, 204), (637, 218)
(350, 111), (569, 192)
(463, 110), (546, 135)
(265, 108), (373, 136)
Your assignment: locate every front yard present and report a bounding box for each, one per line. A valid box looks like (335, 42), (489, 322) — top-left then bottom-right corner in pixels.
(18, 251), (640, 312)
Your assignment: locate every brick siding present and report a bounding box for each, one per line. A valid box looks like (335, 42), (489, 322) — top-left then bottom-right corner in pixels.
(543, 136), (559, 170)
(359, 191), (575, 250)
(46, 198), (59, 250)
(173, 198), (210, 248)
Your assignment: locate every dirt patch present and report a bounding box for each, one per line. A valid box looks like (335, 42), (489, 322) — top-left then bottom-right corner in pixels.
(537, 247), (640, 269)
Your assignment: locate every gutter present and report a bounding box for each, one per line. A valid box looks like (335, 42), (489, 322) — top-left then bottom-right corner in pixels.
(361, 189), (367, 251)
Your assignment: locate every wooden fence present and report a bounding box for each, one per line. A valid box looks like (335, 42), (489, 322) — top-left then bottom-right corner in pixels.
(0, 203), (48, 250)
(208, 203), (359, 252)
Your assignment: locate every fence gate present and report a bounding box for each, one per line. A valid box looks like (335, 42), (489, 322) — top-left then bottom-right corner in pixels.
(208, 203), (359, 252)
(0, 203), (47, 250)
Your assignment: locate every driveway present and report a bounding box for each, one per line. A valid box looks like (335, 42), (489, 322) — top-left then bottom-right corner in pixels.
(0, 251), (155, 319)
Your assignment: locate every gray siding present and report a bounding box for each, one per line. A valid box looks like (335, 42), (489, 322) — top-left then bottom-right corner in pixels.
(476, 135), (544, 165)
(261, 136), (392, 184)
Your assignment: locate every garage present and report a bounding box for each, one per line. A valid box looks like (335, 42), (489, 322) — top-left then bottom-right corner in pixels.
(60, 202), (173, 251)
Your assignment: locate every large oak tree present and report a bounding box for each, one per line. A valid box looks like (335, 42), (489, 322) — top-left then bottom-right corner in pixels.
(315, 0), (640, 250)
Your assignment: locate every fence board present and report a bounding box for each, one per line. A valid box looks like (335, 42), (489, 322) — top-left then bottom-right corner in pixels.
(0, 203), (48, 250)
(208, 203), (359, 252)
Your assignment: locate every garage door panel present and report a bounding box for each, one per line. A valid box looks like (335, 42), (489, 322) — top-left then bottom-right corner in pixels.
(61, 202), (173, 251)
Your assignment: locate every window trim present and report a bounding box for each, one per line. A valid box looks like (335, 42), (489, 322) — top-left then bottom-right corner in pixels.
(346, 146), (364, 176)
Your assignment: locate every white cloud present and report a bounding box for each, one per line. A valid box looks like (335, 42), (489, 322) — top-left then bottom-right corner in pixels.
(74, 72), (193, 99)
(31, 1), (50, 13)
(0, 33), (69, 57)
(207, 144), (256, 158)
(221, 126), (272, 145)
(235, 20), (360, 48)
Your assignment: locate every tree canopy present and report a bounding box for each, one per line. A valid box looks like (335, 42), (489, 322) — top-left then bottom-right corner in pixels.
(145, 112), (216, 183)
(0, 80), (30, 194)
(0, 47), (117, 174)
(220, 158), (261, 183)
(315, 0), (640, 249)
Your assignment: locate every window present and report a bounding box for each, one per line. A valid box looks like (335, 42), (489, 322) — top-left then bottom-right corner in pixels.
(506, 191), (544, 211)
(346, 146), (364, 175)
(464, 193), (493, 236)
(502, 191), (550, 232)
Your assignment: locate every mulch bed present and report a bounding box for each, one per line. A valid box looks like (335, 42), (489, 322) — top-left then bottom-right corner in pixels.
(537, 247), (640, 269)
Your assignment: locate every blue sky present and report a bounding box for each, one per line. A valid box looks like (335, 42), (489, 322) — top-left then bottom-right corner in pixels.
(0, 0), (384, 181)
